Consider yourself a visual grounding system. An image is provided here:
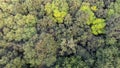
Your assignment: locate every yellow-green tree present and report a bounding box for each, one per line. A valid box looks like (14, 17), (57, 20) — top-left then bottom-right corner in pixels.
(45, 0), (69, 23)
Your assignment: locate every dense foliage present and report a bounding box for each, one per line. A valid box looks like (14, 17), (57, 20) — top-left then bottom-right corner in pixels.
(0, 0), (119, 68)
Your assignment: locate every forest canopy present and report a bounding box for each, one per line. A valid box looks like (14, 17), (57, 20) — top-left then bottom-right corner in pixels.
(0, 0), (120, 68)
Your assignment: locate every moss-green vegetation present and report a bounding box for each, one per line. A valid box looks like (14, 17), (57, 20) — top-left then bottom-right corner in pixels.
(0, 0), (120, 68)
